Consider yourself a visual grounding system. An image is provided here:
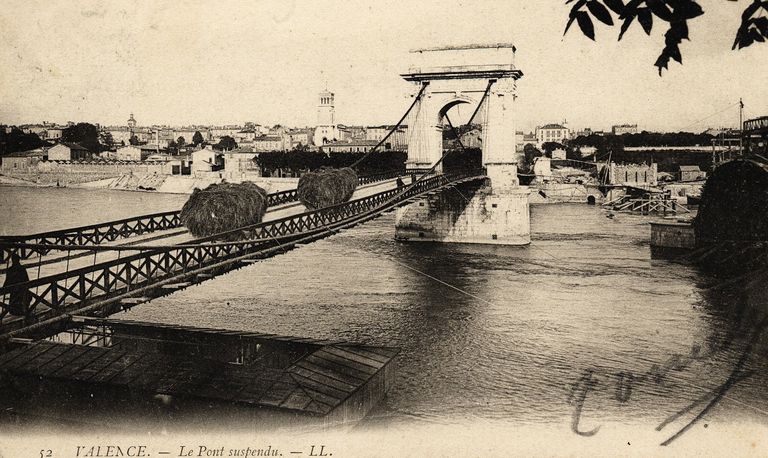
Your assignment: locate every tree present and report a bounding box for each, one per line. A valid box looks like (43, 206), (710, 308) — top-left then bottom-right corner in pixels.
(177, 136), (186, 148)
(564, 0), (768, 74)
(214, 135), (237, 151)
(129, 134), (140, 146)
(192, 131), (204, 146)
(99, 131), (114, 149)
(61, 122), (101, 152)
(168, 139), (178, 154)
(0, 128), (45, 156)
(521, 143), (544, 173)
(542, 141), (566, 154)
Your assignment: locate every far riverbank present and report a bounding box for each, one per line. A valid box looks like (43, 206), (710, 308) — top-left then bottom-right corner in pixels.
(0, 172), (299, 195)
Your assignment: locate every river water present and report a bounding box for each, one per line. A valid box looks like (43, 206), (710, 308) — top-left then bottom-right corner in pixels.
(1, 186), (767, 439)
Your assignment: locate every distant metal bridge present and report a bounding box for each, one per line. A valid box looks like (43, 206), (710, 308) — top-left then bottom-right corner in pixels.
(0, 170), (486, 342)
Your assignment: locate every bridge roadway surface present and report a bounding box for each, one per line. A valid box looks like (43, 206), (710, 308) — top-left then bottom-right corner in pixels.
(0, 177), (408, 287)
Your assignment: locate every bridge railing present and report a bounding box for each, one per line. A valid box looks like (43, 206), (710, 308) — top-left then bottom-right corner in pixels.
(0, 170), (406, 263)
(744, 116), (768, 133)
(356, 169), (405, 185)
(0, 170), (484, 326)
(0, 211), (182, 263)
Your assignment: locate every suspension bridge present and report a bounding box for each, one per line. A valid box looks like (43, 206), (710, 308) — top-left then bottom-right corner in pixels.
(0, 44), (528, 349)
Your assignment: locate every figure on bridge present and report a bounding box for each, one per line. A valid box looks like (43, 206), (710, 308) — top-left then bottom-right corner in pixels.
(2, 253), (32, 318)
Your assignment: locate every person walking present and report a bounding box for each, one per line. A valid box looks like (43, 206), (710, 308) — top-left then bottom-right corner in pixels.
(3, 253), (31, 317)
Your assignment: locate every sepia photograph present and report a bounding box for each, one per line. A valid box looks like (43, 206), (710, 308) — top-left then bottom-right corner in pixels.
(1, 0), (767, 456)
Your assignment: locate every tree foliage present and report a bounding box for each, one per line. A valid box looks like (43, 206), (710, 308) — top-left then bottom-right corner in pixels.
(520, 143), (544, 173)
(569, 133), (625, 160)
(256, 148), (407, 177)
(192, 131), (205, 146)
(99, 131), (114, 149)
(564, 0), (768, 74)
(214, 136), (237, 151)
(0, 128), (46, 156)
(61, 122), (102, 152)
(542, 141), (567, 153)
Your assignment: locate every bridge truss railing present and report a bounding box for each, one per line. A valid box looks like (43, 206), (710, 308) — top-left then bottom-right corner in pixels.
(0, 211), (182, 263)
(0, 170), (484, 335)
(0, 170), (405, 263)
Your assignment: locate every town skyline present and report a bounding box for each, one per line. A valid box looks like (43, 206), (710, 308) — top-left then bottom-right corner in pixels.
(1, 1), (766, 132)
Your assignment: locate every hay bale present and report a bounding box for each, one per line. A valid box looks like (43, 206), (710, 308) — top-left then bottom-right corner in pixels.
(180, 181), (268, 238)
(694, 160), (768, 243)
(297, 167), (358, 210)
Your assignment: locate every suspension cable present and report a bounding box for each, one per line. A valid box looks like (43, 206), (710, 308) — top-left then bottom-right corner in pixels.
(349, 82), (429, 170)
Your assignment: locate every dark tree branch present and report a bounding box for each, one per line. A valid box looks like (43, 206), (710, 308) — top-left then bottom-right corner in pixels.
(564, 0), (768, 74)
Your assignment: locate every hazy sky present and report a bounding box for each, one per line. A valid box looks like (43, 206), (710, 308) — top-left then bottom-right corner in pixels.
(1, 0), (766, 132)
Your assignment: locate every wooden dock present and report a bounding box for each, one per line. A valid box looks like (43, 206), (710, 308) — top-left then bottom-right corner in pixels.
(0, 319), (398, 429)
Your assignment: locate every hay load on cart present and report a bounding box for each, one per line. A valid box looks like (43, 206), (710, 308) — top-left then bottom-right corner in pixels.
(297, 167), (358, 210)
(694, 159), (768, 243)
(180, 181), (269, 238)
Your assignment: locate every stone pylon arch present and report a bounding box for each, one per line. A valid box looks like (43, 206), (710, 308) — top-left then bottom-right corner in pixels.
(401, 50), (522, 187)
(395, 45), (530, 246)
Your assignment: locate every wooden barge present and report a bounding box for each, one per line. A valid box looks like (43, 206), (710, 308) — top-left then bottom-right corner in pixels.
(0, 318), (398, 430)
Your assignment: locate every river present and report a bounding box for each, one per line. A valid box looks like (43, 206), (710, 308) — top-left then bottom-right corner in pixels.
(1, 186), (766, 440)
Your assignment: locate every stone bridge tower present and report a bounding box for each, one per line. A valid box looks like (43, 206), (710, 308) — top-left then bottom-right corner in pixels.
(395, 44), (530, 245)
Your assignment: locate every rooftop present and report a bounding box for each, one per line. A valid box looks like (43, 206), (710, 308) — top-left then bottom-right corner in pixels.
(538, 124), (568, 130)
(0, 319), (398, 418)
(58, 142), (89, 151)
(4, 148), (47, 158)
(324, 140), (380, 147)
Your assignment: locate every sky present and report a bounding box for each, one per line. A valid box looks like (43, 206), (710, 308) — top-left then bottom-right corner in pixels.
(0, 0), (766, 132)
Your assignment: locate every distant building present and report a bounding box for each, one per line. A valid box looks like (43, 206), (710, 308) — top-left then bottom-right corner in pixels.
(45, 127), (63, 140)
(109, 145), (161, 161)
(536, 124), (570, 146)
(1, 148), (47, 172)
(191, 147), (222, 173)
(612, 124), (638, 135)
(575, 127), (603, 138)
(320, 140), (380, 153)
(578, 146), (597, 158)
(678, 165), (706, 182)
(209, 126), (241, 143)
(111, 145), (142, 161)
(515, 131), (537, 152)
(287, 128), (314, 148)
(458, 129), (483, 149)
(607, 162), (658, 186)
(235, 129), (258, 142)
(223, 148), (260, 179)
(21, 124), (47, 137)
(313, 90), (341, 146)
(48, 142), (90, 161)
(253, 135), (288, 152)
(339, 125), (365, 141)
(365, 125), (408, 150)
(551, 148), (567, 160)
